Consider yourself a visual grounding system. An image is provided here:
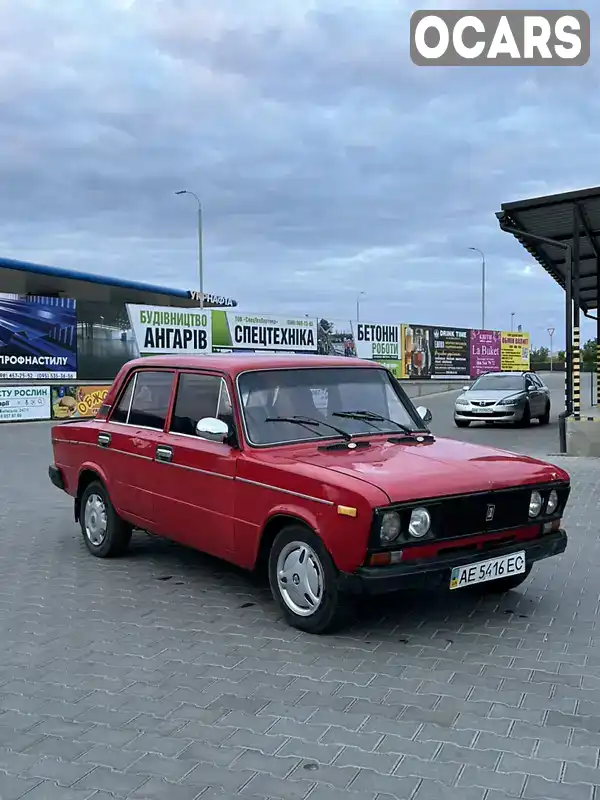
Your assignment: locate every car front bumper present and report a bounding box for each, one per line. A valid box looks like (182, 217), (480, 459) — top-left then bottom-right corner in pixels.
(339, 529), (567, 595)
(454, 405), (524, 423)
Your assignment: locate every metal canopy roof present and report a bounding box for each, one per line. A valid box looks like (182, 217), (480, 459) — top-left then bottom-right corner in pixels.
(499, 186), (600, 313)
(0, 256), (237, 308)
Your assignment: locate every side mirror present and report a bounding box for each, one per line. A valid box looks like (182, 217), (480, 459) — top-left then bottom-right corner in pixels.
(195, 417), (230, 443)
(462, 385), (470, 392)
(416, 406), (433, 425)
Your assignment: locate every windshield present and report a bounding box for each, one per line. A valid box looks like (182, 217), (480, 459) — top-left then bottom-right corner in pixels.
(471, 374), (525, 391)
(238, 367), (422, 445)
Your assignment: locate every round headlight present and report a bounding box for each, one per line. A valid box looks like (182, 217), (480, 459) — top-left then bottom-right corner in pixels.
(529, 490), (543, 518)
(380, 511), (401, 544)
(547, 489), (558, 514)
(409, 507), (431, 538)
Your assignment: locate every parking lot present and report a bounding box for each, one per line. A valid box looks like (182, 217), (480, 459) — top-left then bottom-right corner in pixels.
(0, 411), (599, 800)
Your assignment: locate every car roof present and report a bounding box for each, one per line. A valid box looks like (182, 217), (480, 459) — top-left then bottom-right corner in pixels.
(476, 371), (528, 378)
(123, 353), (383, 377)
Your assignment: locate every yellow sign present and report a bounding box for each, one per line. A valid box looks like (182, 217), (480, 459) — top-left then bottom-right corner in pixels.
(51, 385), (111, 419)
(500, 332), (530, 371)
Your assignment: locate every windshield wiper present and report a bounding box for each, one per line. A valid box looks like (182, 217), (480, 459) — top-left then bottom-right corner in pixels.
(264, 415), (353, 441)
(332, 410), (417, 435)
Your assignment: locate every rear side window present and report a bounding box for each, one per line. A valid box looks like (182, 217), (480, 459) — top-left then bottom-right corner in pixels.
(169, 373), (232, 436)
(111, 370), (174, 430)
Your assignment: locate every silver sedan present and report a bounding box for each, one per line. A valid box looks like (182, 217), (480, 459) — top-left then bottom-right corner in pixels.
(454, 371), (551, 428)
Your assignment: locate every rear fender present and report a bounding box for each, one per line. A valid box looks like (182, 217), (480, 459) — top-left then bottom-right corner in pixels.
(74, 461), (111, 522)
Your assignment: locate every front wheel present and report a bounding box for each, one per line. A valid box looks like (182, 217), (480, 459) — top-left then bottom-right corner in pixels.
(268, 525), (350, 634)
(539, 402), (551, 425)
(473, 566), (532, 594)
(80, 480), (132, 558)
(518, 403), (531, 427)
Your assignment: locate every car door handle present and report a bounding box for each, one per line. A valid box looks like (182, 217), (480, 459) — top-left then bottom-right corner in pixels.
(155, 445), (173, 463)
(97, 432), (111, 448)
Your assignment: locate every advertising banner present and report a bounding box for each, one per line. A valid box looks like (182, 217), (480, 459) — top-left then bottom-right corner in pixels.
(126, 305), (211, 355)
(353, 323), (401, 361)
(211, 311), (317, 352)
(0, 296), (77, 379)
(431, 326), (470, 378)
(402, 324), (434, 379)
(316, 318), (356, 357)
(376, 360), (403, 378)
(501, 331), (531, 371)
(50, 385), (111, 420)
(469, 330), (501, 377)
(0, 385), (51, 422)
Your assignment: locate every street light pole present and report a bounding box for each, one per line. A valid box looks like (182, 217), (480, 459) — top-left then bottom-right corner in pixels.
(356, 291), (365, 321)
(468, 247), (485, 329)
(175, 190), (204, 309)
(547, 327), (555, 372)
(511, 312), (515, 331)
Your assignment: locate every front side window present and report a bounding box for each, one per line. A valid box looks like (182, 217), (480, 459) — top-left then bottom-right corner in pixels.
(170, 373), (233, 436)
(111, 370), (174, 430)
(238, 367), (421, 446)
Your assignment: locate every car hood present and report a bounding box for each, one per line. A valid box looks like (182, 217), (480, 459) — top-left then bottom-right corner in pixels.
(285, 437), (567, 504)
(460, 390), (524, 402)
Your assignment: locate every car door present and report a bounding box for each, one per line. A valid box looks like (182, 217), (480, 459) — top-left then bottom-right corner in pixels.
(153, 370), (237, 558)
(525, 374), (543, 415)
(102, 368), (176, 529)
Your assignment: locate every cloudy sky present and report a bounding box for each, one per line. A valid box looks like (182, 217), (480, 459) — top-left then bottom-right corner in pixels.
(0, 0), (597, 347)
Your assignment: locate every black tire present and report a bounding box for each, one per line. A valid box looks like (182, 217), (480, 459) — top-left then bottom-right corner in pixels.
(79, 480), (132, 558)
(268, 525), (351, 634)
(454, 419), (470, 428)
(473, 566), (532, 594)
(518, 403), (531, 427)
(539, 401), (551, 425)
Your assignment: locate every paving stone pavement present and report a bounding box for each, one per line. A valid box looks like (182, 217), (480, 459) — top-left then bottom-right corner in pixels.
(0, 423), (599, 799)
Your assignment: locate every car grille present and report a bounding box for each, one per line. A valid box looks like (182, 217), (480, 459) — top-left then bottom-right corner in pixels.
(386, 483), (570, 543)
(470, 400), (495, 407)
(436, 487), (532, 538)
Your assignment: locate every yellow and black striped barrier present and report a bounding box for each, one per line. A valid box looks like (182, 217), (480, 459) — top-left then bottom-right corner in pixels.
(573, 326), (581, 420)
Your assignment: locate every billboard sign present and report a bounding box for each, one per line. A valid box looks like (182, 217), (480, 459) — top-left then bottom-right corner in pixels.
(126, 305), (212, 355)
(0, 296), (77, 379)
(211, 311), (317, 352)
(501, 331), (531, 371)
(353, 323), (400, 361)
(469, 330), (501, 377)
(0, 385), (51, 422)
(50, 385), (111, 420)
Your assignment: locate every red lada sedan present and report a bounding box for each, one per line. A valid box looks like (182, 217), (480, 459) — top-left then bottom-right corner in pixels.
(49, 354), (570, 634)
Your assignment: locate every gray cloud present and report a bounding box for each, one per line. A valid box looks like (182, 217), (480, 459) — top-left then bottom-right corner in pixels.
(0, 0), (597, 347)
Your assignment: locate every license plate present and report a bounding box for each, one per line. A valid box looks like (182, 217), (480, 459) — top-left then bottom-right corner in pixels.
(470, 406), (489, 413)
(450, 551), (526, 590)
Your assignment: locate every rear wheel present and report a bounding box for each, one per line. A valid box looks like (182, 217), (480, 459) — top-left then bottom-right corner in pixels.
(268, 525), (351, 634)
(473, 566), (532, 594)
(80, 480), (132, 558)
(454, 419), (470, 428)
(539, 401), (551, 425)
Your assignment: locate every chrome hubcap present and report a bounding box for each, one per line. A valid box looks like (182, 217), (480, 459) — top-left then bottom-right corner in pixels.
(84, 494), (107, 546)
(276, 541), (324, 617)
